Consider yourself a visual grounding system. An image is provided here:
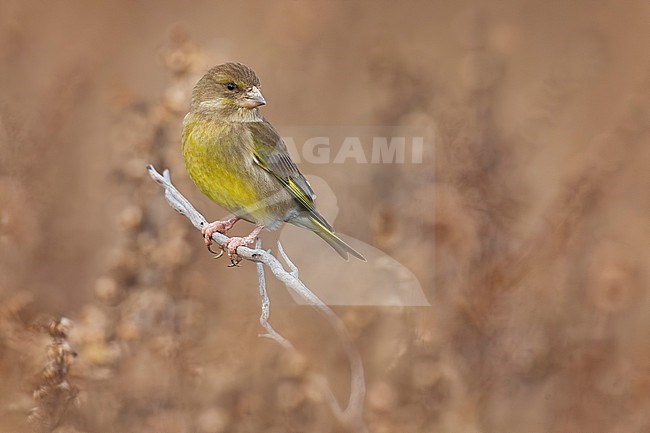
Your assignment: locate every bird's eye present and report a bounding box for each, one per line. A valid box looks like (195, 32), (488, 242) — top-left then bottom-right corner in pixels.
(226, 82), (237, 91)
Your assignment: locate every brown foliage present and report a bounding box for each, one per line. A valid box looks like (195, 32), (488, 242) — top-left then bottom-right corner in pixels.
(0, 1), (648, 432)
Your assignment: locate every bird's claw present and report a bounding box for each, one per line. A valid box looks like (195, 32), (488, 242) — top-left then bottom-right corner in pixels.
(202, 218), (239, 258)
(206, 243), (224, 258)
(200, 220), (261, 266)
(223, 236), (255, 267)
(202, 221), (227, 243)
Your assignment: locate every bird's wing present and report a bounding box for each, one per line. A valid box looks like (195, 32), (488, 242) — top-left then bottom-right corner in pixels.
(249, 119), (333, 231)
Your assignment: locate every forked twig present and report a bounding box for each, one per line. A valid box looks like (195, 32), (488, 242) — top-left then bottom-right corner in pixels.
(147, 165), (367, 432)
(255, 237), (293, 349)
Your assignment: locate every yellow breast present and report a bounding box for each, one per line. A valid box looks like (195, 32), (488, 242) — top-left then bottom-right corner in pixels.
(182, 115), (269, 222)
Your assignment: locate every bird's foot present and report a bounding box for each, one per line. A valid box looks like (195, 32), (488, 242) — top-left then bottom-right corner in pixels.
(202, 216), (239, 255)
(223, 225), (264, 266)
(223, 236), (255, 266)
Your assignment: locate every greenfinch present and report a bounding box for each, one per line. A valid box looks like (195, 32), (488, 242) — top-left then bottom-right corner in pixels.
(182, 63), (365, 263)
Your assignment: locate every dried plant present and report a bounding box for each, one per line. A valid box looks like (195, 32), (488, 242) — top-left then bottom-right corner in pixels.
(0, 3), (648, 433)
(28, 318), (78, 433)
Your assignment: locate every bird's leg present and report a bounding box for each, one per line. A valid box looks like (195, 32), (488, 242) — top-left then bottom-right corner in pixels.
(223, 225), (264, 266)
(202, 216), (240, 255)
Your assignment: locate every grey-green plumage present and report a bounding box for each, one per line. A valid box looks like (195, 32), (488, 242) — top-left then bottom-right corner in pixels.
(182, 62), (365, 261)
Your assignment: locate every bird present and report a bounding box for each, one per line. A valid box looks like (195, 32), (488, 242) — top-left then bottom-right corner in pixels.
(181, 62), (365, 264)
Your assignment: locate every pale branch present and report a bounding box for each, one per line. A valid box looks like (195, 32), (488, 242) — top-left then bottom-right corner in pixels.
(277, 241), (299, 279)
(146, 165), (367, 432)
(255, 237), (293, 349)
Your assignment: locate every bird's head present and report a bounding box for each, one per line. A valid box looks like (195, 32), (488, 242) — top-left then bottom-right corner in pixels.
(190, 62), (266, 121)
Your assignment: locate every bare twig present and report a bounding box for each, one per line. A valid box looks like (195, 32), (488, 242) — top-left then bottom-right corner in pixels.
(147, 165), (367, 432)
(277, 241), (299, 279)
(255, 237), (293, 349)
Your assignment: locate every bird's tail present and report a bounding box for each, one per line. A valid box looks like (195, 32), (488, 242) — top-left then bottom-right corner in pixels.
(292, 214), (366, 261)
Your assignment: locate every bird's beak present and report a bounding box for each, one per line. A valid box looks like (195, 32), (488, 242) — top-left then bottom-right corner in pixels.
(238, 86), (266, 109)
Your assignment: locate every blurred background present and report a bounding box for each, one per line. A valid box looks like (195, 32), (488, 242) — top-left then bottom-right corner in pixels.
(1, 0), (649, 432)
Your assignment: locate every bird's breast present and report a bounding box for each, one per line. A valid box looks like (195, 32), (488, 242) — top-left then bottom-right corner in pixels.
(182, 116), (294, 227)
